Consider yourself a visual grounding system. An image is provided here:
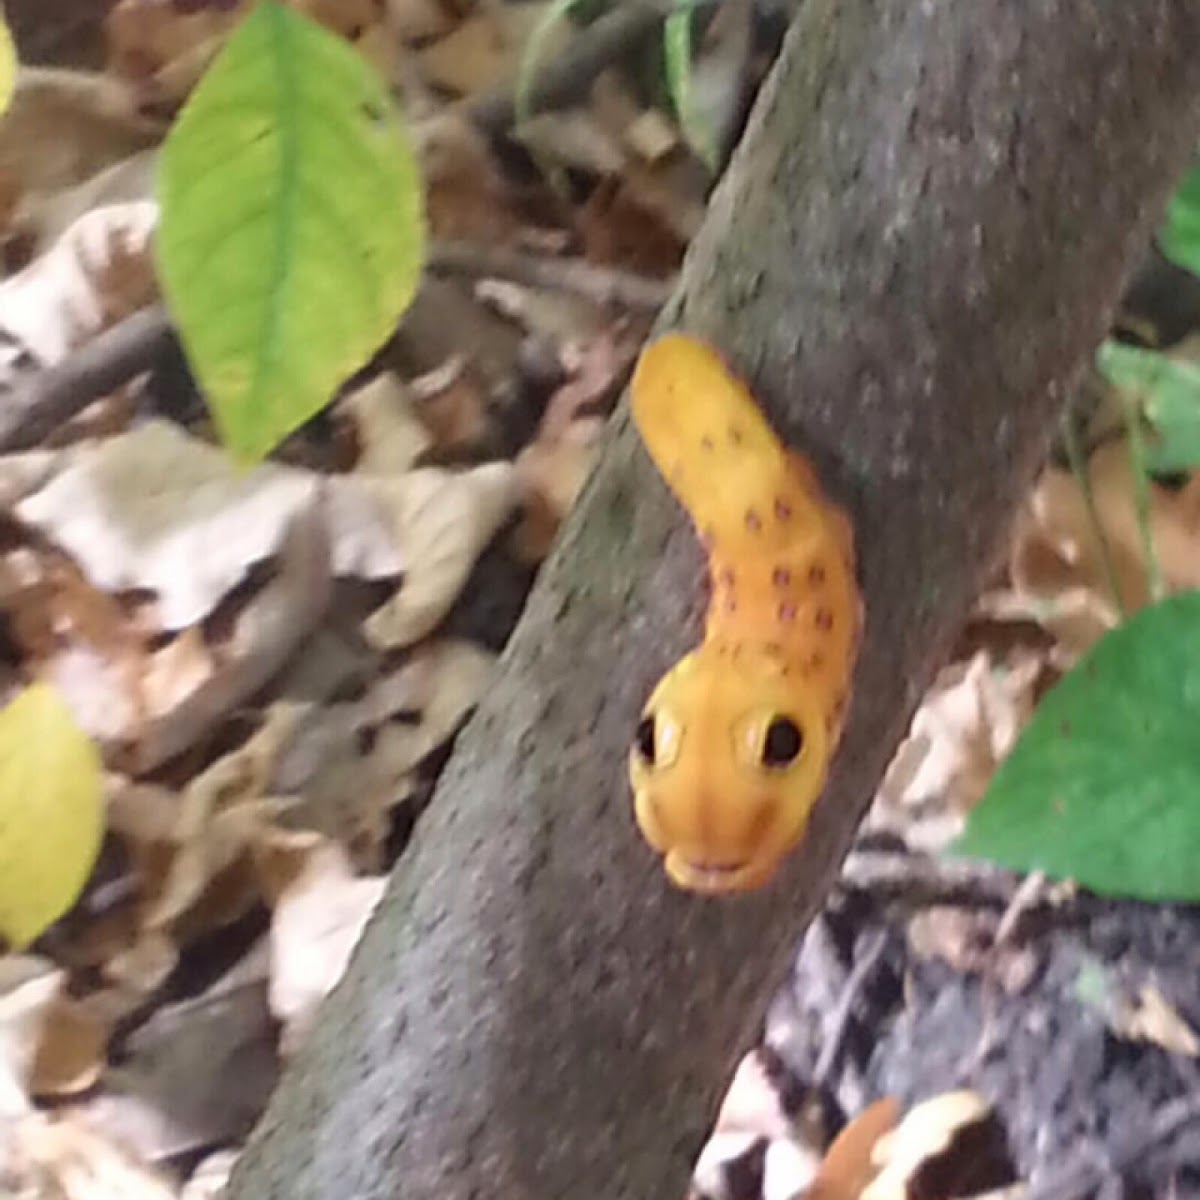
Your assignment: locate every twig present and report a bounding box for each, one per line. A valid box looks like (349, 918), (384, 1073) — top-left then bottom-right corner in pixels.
(1021, 1092), (1200, 1200)
(0, 235), (670, 457)
(839, 847), (1024, 910)
(466, 0), (714, 136)
(813, 930), (888, 1089)
(428, 240), (673, 311)
(993, 869), (1049, 946)
(0, 304), (174, 453)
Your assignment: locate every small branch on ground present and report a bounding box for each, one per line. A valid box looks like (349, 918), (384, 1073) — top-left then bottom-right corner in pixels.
(838, 847), (1025, 911)
(466, 0), (715, 136)
(0, 304), (173, 453)
(428, 241), (673, 311)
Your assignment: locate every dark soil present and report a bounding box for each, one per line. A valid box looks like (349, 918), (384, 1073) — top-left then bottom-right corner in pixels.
(764, 846), (1200, 1199)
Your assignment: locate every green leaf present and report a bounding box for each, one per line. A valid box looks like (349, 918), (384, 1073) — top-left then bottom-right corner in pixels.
(1096, 339), (1200, 473)
(156, 2), (426, 464)
(0, 9), (17, 120)
(663, 1), (717, 171)
(1159, 164), (1200, 278)
(950, 591), (1200, 902)
(515, 0), (582, 130)
(0, 683), (103, 948)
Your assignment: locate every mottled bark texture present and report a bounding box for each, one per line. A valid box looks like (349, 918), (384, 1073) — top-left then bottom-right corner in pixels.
(227, 4), (1200, 1199)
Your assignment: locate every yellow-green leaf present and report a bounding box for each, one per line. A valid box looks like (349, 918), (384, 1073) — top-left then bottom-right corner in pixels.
(156, 1), (426, 464)
(0, 683), (103, 949)
(0, 9), (18, 119)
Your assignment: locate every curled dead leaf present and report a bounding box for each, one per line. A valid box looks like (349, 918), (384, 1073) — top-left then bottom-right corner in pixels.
(256, 829), (386, 1056)
(7, 1111), (176, 1200)
(0, 68), (157, 249)
(363, 462), (518, 649)
(1006, 440), (1200, 659)
(0, 201), (157, 378)
(15, 420), (399, 631)
(874, 650), (1044, 844)
(342, 371), (432, 476)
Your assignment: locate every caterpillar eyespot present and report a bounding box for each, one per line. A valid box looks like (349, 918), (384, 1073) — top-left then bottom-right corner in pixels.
(627, 333), (863, 895)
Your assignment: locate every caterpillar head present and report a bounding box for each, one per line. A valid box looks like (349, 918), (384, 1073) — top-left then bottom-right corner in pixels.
(628, 638), (834, 894)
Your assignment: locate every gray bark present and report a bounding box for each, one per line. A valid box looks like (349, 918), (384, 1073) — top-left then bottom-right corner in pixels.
(226, 3), (1200, 1198)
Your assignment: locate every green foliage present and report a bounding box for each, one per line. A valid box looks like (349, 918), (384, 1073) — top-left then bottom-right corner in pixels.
(951, 591), (1200, 902)
(1159, 163), (1200, 277)
(515, 0), (583, 129)
(0, 8), (16, 119)
(1096, 339), (1200, 474)
(663, 2), (717, 171)
(156, 2), (426, 464)
(0, 683), (103, 948)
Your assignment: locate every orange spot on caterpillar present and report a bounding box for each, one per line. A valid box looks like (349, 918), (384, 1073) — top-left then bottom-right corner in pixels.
(627, 332), (863, 896)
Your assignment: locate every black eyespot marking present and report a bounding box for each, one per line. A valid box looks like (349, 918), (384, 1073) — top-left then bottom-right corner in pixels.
(772, 566), (791, 588)
(635, 715), (656, 766)
(808, 563), (826, 586)
(814, 607), (834, 631)
(763, 717), (804, 767)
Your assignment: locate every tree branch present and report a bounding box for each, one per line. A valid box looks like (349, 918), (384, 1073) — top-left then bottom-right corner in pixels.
(224, 3), (1200, 1198)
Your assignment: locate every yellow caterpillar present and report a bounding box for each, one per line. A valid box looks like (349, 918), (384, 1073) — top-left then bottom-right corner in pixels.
(628, 334), (863, 894)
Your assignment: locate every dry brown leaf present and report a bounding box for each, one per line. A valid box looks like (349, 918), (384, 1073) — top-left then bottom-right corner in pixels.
(0, 68), (158, 249)
(256, 829), (385, 1055)
(106, 0), (391, 111)
(517, 110), (628, 176)
(29, 994), (110, 1102)
(342, 372), (432, 476)
(874, 649), (1044, 844)
(0, 545), (146, 749)
(101, 930), (177, 1004)
(16, 420), (400, 632)
(906, 907), (1038, 996)
(408, 355), (492, 454)
(588, 70), (680, 164)
(362, 462), (518, 648)
(6, 1113), (176, 1200)
(1106, 980), (1200, 1058)
(386, 0), (456, 43)
(512, 415), (604, 563)
(27, 150), (158, 261)
(808, 1098), (900, 1200)
(366, 637), (496, 764)
(418, 2), (570, 97)
(0, 201), (157, 378)
(577, 171), (696, 278)
(81, 954), (275, 1165)
(108, 705), (304, 943)
(0, 956), (63, 1118)
(474, 277), (608, 345)
(179, 1149), (239, 1200)
(862, 1091), (1004, 1200)
(415, 112), (524, 242)
(268, 639), (493, 859)
(1005, 439), (1200, 659)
